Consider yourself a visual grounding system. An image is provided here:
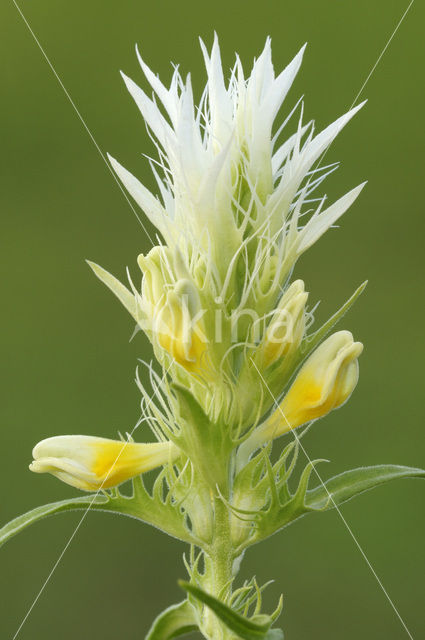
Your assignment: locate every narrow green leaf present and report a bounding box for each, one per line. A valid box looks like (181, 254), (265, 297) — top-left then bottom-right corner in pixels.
(145, 600), (198, 640)
(0, 485), (199, 549)
(303, 281), (367, 356)
(0, 495), (107, 548)
(247, 463), (425, 551)
(87, 260), (139, 320)
(306, 464), (425, 511)
(179, 581), (282, 640)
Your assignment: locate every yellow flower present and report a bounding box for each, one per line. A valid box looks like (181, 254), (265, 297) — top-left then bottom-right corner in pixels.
(270, 330), (363, 435)
(153, 286), (209, 374)
(88, 250), (210, 376)
(250, 331), (362, 449)
(259, 280), (308, 368)
(30, 435), (178, 491)
(137, 250), (210, 375)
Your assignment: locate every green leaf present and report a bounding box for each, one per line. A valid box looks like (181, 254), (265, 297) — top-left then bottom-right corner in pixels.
(245, 462), (425, 551)
(87, 260), (139, 321)
(179, 581), (283, 640)
(145, 600), (198, 640)
(0, 479), (200, 549)
(306, 464), (425, 511)
(303, 281), (367, 357)
(0, 495), (108, 548)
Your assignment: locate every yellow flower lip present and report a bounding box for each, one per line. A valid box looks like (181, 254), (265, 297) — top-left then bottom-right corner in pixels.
(30, 435), (179, 491)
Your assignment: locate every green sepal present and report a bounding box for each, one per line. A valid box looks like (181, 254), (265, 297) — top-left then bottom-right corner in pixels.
(179, 581), (283, 640)
(0, 474), (201, 549)
(306, 464), (425, 510)
(145, 600), (198, 640)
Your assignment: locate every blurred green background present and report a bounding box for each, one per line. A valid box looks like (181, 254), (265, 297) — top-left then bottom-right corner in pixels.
(1, 0), (424, 638)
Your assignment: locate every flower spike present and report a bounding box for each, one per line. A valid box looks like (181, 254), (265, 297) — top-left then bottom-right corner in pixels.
(4, 36), (422, 640)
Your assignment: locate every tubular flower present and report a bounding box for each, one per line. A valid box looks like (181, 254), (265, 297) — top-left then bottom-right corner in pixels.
(30, 436), (179, 491)
(138, 250), (210, 374)
(153, 285), (209, 373)
(251, 331), (363, 447)
(258, 280), (308, 368)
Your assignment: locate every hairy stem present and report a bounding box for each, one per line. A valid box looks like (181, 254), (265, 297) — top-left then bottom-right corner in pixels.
(201, 494), (235, 639)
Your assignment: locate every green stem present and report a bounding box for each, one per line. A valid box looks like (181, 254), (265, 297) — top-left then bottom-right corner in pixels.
(212, 496), (233, 593)
(202, 494), (235, 640)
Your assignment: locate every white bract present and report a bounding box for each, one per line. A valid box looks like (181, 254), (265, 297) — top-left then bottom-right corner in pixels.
(110, 36), (365, 278)
(90, 36), (366, 429)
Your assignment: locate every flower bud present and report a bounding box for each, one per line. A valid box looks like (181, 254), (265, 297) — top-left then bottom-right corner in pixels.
(30, 435), (178, 491)
(259, 280), (308, 368)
